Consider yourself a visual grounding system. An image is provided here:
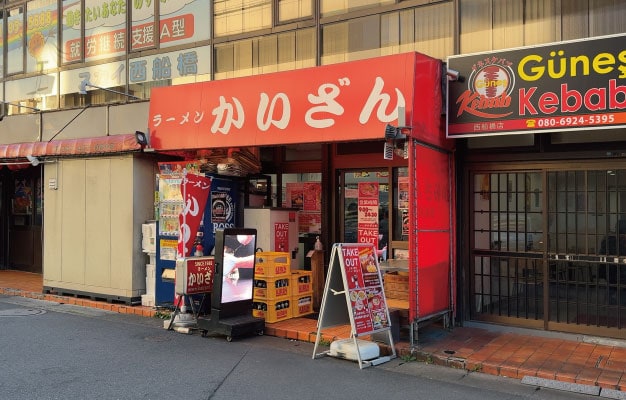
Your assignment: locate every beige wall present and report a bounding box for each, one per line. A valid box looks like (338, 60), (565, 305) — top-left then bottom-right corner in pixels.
(43, 155), (156, 300)
(0, 102), (150, 145)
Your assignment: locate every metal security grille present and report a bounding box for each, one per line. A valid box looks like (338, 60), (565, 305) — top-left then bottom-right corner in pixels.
(547, 171), (626, 328)
(471, 169), (626, 332)
(471, 172), (543, 321)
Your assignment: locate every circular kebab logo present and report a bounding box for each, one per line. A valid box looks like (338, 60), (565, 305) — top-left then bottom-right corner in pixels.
(469, 63), (515, 98)
(456, 58), (515, 119)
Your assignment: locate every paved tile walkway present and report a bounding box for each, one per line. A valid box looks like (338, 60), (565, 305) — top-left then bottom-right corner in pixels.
(2, 269), (626, 392)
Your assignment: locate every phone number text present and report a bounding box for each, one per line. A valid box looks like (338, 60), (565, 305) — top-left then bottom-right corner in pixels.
(535, 114), (615, 128)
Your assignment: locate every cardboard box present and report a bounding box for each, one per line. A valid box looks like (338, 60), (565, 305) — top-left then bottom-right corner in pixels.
(141, 294), (155, 307)
(383, 272), (409, 301)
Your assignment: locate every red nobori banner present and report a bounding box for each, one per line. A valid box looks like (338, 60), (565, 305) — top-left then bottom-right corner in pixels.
(447, 33), (626, 138)
(177, 173), (212, 258)
(148, 52), (443, 150)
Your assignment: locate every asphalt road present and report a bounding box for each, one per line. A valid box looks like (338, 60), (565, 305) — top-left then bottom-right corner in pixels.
(0, 295), (596, 400)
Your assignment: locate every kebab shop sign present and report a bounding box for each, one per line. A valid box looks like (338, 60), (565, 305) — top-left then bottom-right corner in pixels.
(447, 33), (626, 137)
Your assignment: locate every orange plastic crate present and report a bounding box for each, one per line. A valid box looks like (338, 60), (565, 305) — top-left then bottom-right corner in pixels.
(291, 292), (314, 318)
(290, 271), (312, 296)
(252, 299), (292, 323)
(253, 277), (290, 301)
(254, 252), (291, 278)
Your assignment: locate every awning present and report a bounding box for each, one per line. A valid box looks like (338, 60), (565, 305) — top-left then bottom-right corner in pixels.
(0, 134), (142, 160)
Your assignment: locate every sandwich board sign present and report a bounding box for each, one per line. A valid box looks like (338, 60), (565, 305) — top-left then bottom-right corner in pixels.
(312, 243), (396, 369)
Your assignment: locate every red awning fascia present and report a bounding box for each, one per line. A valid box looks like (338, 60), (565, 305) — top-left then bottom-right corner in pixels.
(0, 134), (142, 160)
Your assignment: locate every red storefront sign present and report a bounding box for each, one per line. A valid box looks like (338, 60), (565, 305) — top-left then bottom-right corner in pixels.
(148, 51), (454, 327)
(175, 257), (215, 294)
(148, 52), (445, 150)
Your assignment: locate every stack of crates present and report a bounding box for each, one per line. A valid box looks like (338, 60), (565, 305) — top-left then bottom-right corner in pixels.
(252, 252), (292, 323)
(252, 252), (315, 322)
(290, 270), (314, 318)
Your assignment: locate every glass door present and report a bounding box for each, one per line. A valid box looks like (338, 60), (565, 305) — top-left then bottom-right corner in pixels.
(338, 169), (389, 256)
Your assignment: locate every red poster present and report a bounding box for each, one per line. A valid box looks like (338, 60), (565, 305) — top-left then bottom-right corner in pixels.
(398, 177), (409, 210)
(340, 245), (389, 336)
(286, 183), (304, 209)
(298, 211), (321, 234)
(401, 209), (409, 236)
(177, 173), (212, 257)
(357, 182), (379, 248)
(303, 182), (321, 211)
(274, 222), (289, 252)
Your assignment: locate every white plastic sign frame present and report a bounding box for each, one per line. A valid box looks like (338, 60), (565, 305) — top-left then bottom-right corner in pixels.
(312, 243), (396, 369)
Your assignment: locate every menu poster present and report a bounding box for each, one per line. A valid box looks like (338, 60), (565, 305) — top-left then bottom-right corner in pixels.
(286, 182), (322, 211)
(398, 177), (409, 210)
(340, 244), (389, 336)
(401, 209), (409, 236)
(313, 243), (396, 368)
(357, 182), (379, 249)
(285, 182), (304, 209)
(303, 182), (322, 211)
(298, 211), (321, 234)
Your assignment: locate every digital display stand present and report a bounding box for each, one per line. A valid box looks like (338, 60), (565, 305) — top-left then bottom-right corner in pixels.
(196, 228), (265, 341)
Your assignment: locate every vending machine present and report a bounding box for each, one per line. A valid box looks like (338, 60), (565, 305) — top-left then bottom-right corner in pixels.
(155, 162), (243, 306)
(244, 207), (300, 269)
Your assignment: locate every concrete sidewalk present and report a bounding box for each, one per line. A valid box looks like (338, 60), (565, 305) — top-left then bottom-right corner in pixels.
(2, 269), (626, 395)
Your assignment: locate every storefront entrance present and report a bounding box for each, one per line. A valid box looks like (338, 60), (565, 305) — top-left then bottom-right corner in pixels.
(335, 163), (410, 264)
(470, 167), (626, 338)
(1, 166), (43, 273)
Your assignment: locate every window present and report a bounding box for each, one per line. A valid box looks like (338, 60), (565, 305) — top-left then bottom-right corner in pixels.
(320, 0), (394, 18)
(214, 0), (272, 37)
(214, 29), (315, 79)
(278, 0), (313, 23)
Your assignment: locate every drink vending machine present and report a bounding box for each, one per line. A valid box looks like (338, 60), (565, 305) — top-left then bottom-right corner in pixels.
(154, 162), (244, 306)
